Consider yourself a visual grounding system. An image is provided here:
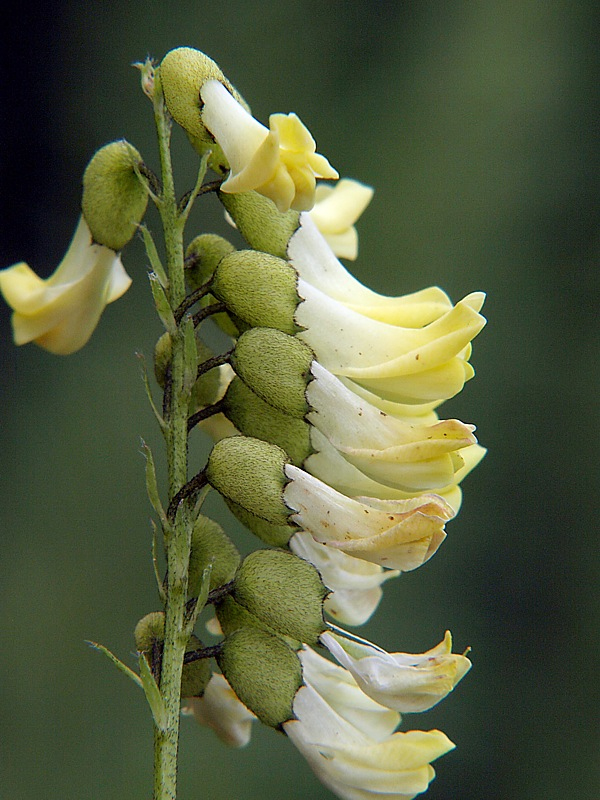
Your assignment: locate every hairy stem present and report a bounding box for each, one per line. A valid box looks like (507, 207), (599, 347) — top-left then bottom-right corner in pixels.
(150, 81), (208, 800)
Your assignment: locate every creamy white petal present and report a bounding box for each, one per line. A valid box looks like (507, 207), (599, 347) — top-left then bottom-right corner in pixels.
(291, 531), (399, 625)
(321, 631), (471, 713)
(182, 672), (256, 747)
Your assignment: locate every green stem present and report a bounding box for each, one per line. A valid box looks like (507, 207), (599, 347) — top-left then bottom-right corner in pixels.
(150, 80), (207, 800)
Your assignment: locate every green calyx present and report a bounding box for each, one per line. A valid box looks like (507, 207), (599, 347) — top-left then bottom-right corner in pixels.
(231, 328), (314, 418)
(158, 47), (248, 168)
(82, 140), (148, 251)
(185, 234), (238, 337)
(223, 377), (312, 466)
(217, 627), (302, 728)
(219, 191), (300, 259)
(205, 436), (291, 526)
(224, 498), (296, 548)
(211, 250), (301, 335)
(216, 595), (301, 650)
(188, 515), (240, 597)
(185, 234), (236, 290)
(232, 549), (328, 646)
(134, 612), (211, 698)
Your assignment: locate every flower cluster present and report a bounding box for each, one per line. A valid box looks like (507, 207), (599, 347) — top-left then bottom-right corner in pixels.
(0, 47), (486, 800)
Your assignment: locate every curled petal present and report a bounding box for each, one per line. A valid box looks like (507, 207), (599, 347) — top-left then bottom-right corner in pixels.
(0, 216), (130, 355)
(321, 631), (471, 713)
(284, 465), (454, 570)
(308, 179), (374, 260)
(201, 80), (338, 213)
(307, 361), (477, 492)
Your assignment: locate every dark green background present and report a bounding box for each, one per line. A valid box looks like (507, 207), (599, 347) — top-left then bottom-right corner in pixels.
(1, 2), (598, 798)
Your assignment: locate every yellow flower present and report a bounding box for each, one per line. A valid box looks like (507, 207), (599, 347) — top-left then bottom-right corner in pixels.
(0, 216), (131, 355)
(308, 179), (374, 259)
(200, 79), (338, 212)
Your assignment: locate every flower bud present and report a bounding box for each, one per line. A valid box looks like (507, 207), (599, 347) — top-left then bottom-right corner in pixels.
(233, 549), (328, 646)
(211, 250), (300, 334)
(223, 377), (312, 466)
(231, 328), (313, 417)
(153, 331), (171, 387)
(217, 627), (303, 728)
(134, 612), (211, 698)
(206, 436), (291, 525)
(82, 140), (148, 250)
(219, 191), (299, 258)
(185, 233), (236, 290)
(158, 47), (248, 167)
(189, 515), (240, 596)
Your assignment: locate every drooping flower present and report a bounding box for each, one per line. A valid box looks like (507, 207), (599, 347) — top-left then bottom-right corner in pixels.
(306, 360), (478, 492)
(308, 179), (374, 260)
(321, 631), (471, 713)
(201, 79), (338, 213)
(0, 216), (131, 355)
(290, 531), (400, 626)
(284, 465), (454, 570)
(285, 647), (455, 800)
(182, 672), (256, 748)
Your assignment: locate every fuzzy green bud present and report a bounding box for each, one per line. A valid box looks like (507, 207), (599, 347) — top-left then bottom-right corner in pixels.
(233, 550), (327, 646)
(206, 436), (291, 525)
(223, 377), (311, 466)
(81, 140), (148, 250)
(219, 191), (300, 258)
(189, 515), (240, 596)
(153, 331), (171, 387)
(134, 612), (211, 698)
(211, 251), (301, 335)
(186, 234), (236, 290)
(185, 234), (238, 337)
(225, 497), (296, 547)
(231, 328), (313, 418)
(158, 47), (248, 168)
(217, 627), (302, 728)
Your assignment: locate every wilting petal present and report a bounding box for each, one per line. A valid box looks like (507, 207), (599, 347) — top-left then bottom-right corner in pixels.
(284, 465), (453, 570)
(0, 216), (131, 355)
(321, 631), (471, 713)
(307, 179), (374, 260)
(291, 531), (399, 626)
(201, 80), (338, 213)
(182, 672), (256, 747)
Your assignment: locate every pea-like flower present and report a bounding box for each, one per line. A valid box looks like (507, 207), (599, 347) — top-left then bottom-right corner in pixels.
(306, 361), (478, 492)
(308, 179), (374, 260)
(0, 216), (131, 355)
(200, 79), (338, 213)
(290, 531), (400, 626)
(321, 631), (471, 713)
(289, 212), (465, 326)
(285, 647), (455, 800)
(182, 672), (256, 748)
(284, 465), (454, 570)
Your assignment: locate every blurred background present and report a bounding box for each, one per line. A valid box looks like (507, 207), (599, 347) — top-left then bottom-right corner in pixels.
(1, 1), (598, 798)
